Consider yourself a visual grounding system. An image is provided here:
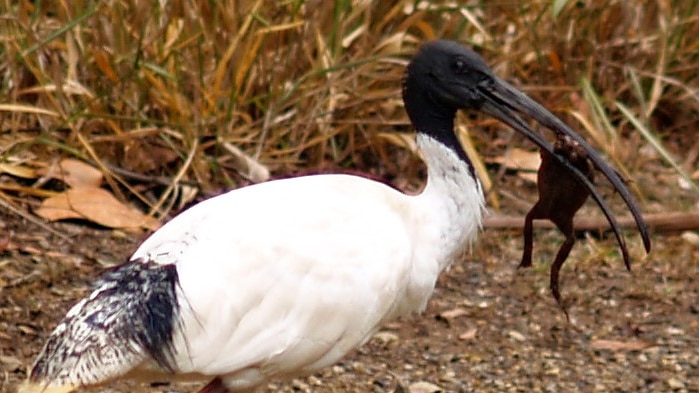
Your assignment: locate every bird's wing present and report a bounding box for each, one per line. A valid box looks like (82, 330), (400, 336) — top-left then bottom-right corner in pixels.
(131, 175), (416, 381)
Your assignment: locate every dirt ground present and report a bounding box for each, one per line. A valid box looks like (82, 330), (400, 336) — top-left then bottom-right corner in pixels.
(0, 202), (697, 393)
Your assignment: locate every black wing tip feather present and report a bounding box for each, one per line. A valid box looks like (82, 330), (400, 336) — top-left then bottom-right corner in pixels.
(30, 259), (181, 385)
(97, 259), (181, 371)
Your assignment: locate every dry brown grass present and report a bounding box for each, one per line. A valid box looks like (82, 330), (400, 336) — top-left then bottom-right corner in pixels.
(1, 0), (698, 220)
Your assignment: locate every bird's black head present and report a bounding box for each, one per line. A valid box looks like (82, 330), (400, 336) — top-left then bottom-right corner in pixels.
(402, 40), (498, 168)
(402, 40), (651, 254)
(403, 40), (494, 121)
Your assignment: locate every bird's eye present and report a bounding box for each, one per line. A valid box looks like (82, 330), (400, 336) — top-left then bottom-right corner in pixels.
(452, 57), (467, 73)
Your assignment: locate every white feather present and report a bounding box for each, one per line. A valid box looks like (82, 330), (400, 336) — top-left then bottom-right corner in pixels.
(123, 134), (484, 390)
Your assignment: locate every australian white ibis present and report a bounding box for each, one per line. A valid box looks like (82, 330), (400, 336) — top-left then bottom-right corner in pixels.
(20, 40), (650, 393)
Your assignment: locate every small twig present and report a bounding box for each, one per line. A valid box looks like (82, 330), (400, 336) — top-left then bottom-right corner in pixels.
(98, 162), (198, 188)
(484, 211), (699, 234)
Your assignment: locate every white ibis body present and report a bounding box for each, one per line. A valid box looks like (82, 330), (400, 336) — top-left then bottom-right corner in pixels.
(20, 40), (649, 393)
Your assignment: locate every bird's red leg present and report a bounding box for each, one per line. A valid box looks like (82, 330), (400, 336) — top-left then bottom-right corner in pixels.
(197, 377), (230, 393)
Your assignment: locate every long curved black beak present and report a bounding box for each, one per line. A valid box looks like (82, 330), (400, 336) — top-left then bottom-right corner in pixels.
(477, 77), (651, 256)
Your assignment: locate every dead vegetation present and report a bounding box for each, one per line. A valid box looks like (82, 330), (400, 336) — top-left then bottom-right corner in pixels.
(2, 0), (698, 225)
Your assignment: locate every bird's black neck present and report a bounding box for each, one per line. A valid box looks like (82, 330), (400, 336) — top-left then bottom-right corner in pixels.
(403, 88), (476, 179)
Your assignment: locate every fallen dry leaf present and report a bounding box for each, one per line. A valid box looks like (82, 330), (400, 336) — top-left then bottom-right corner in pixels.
(458, 327), (477, 340)
(590, 339), (654, 351)
(58, 158), (104, 188)
(409, 381), (443, 393)
(438, 307), (468, 320)
(35, 186), (159, 230)
(35, 194), (83, 221)
(488, 148), (541, 171)
(35, 158), (103, 188)
(487, 147), (540, 183)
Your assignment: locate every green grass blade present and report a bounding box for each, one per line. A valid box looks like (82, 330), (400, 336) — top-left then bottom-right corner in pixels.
(21, 7), (98, 56)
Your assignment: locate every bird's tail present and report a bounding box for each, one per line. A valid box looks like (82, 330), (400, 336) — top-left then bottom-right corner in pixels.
(20, 259), (181, 393)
